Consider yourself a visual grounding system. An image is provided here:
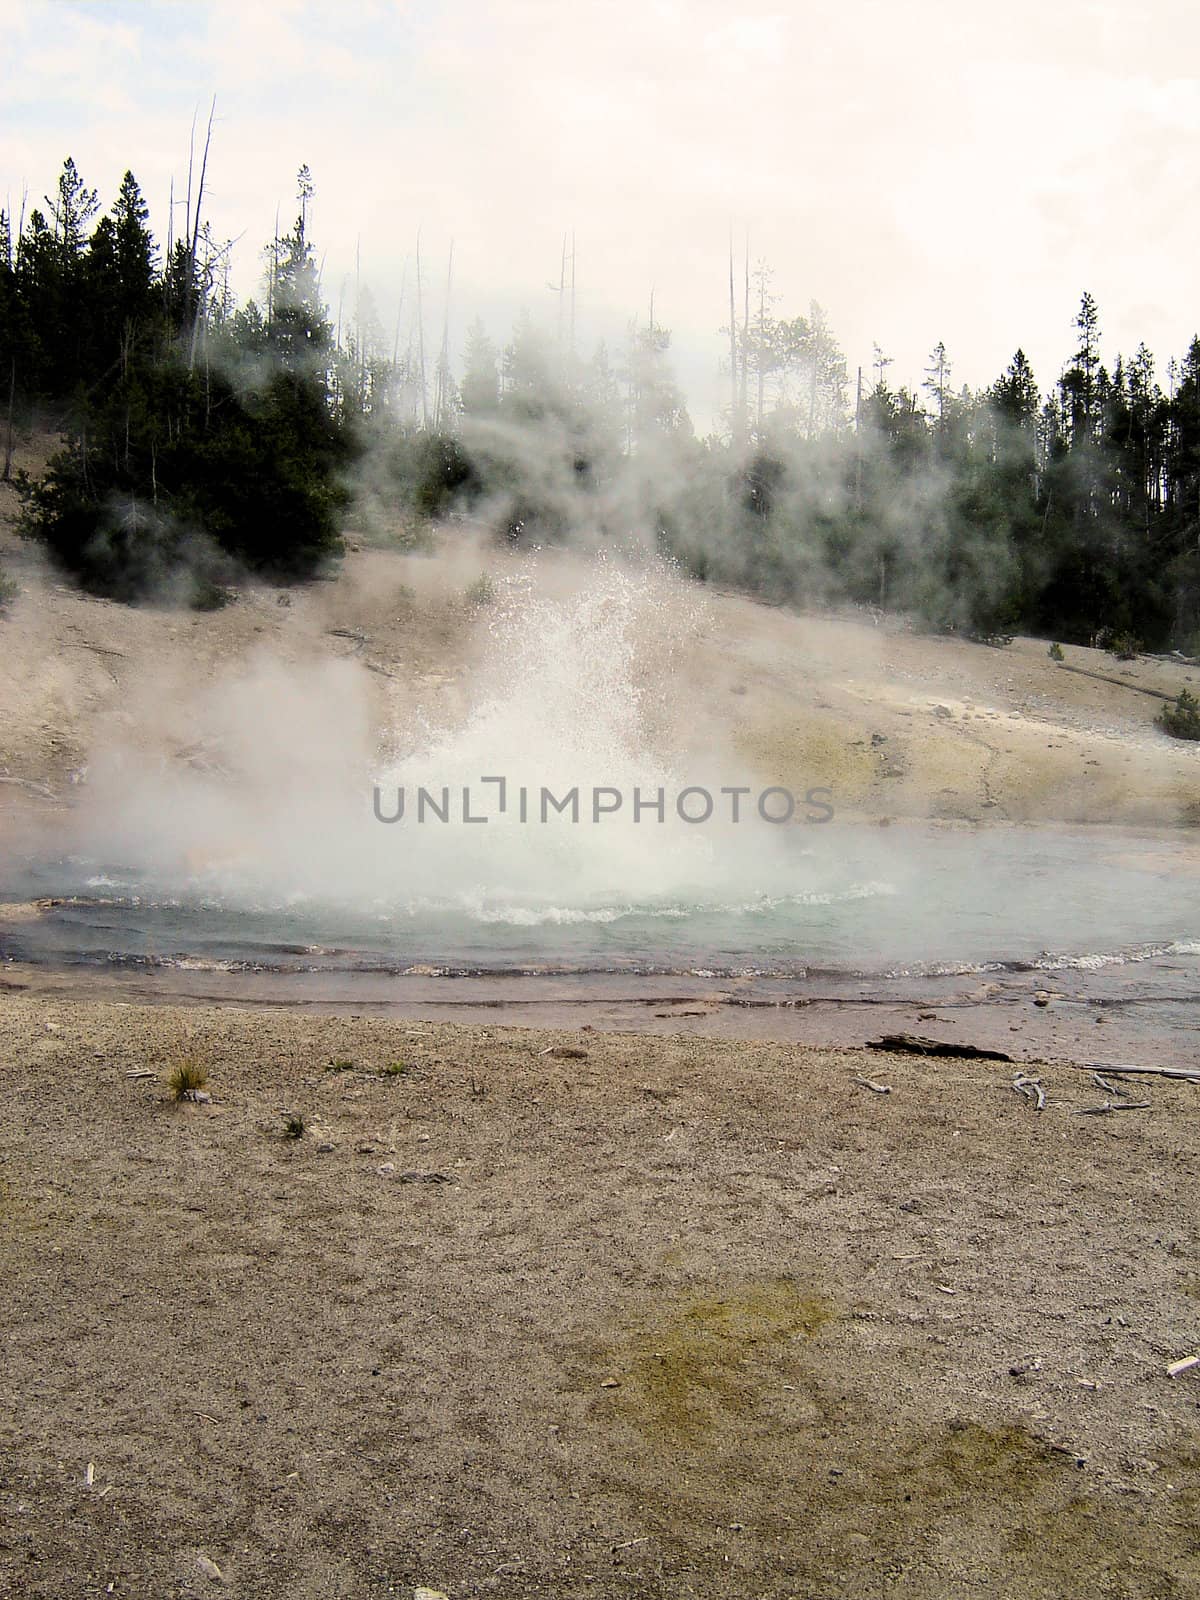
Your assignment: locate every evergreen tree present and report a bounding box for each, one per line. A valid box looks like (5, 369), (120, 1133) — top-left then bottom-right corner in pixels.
(459, 319), (500, 416)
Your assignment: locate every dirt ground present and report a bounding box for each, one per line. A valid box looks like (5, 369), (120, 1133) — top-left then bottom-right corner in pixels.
(3, 993), (1200, 1599)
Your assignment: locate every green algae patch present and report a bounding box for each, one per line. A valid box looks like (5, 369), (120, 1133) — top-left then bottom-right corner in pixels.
(598, 1276), (836, 1448)
(911, 1419), (1070, 1505)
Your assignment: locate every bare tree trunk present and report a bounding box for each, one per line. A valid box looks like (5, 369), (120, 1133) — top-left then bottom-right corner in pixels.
(165, 176), (174, 317)
(557, 234), (566, 350)
(739, 232), (749, 438)
(415, 233), (428, 431)
(187, 99), (216, 371)
(727, 234), (739, 448)
(854, 365), (863, 513)
(2, 358), (15, 483)
(756, 272), (766, 436)
(267, 205), (280, 330)
(435, 241), (454, 430)
(355, 236), (366, 411)
(391, 259), (407, 366)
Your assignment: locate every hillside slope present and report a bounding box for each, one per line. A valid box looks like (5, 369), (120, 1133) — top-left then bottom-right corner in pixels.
(2, 466), (1198, 835)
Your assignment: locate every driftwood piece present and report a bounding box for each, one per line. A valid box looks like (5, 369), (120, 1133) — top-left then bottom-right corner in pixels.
(1091, 1071), (1135, 1097)
(1013, 1073), (1046, 1110)
(1072, 1063), (1200, 1084)
(867, 1034), (1012, 1062)
(852, 1074), (893, 1094)
(1074, 1100), (1151, 1116)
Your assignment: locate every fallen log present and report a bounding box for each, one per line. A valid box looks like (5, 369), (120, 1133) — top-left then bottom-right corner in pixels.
(866, 1034), (1013, 1062)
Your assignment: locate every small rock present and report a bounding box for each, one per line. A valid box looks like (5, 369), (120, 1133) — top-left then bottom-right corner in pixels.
(196, 1554), (223, 1581)
(599, 1378), (620, 1389)
(933, 705), (953, 718)
(377, 1162), (395, 1175)
(414, 1589), (450, 1600)
(316, 1142), (336, 1153)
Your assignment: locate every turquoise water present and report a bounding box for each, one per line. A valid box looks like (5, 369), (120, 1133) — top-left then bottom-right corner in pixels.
(4, 824), (1198, 978)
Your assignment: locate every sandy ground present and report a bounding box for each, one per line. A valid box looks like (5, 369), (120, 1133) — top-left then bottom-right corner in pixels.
(3, 995), (1200, 1599)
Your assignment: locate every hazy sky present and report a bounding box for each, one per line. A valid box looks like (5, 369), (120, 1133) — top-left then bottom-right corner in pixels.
(4, 0), (1198, 428)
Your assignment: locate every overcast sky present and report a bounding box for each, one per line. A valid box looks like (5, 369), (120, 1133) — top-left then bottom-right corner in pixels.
(3, 0), (1198, 429)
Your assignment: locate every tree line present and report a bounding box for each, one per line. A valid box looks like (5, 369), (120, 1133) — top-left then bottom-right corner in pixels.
(3, 155), (1200, 655)
(1, 156), (348, 599)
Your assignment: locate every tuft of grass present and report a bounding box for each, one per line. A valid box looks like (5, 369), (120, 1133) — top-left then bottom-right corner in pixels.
(0, 568), (16, 610)
(325, 1058), (355, 1073)
(465, 572), (496, 608)
(1158, 686), (1200, 741)
(380, 1061), (407, 1078)
(1048, 641), (1064, 661)
(283, 1112), (307, 1140)
(167, 1056), (209, 1101)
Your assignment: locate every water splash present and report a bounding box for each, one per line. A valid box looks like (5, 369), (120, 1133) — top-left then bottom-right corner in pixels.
(70, 555), (806, 919)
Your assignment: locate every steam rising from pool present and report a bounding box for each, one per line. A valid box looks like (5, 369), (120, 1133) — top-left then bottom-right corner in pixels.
(67, 557), (831, 925)
(9, 554), (1197, 979)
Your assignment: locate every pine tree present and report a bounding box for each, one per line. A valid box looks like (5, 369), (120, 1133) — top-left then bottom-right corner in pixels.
(459, 319), (500, 416)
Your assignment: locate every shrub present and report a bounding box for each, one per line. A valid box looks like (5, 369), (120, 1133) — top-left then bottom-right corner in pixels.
(1158, 687), (1200, 741)
(191, 577), (233, 612)
(1048, 642), (1064, 661)
(465, 572), (496, 608)
(1108, 631), (1143, 661)
(167, 1056), (209, 1101)
(0, 567), (15, 609)
(283, 1112), (307, 1140)
(968, 631), (1013, 649)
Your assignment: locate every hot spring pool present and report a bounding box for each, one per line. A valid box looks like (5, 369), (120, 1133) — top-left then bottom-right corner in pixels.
(3, 823), (1198, 980)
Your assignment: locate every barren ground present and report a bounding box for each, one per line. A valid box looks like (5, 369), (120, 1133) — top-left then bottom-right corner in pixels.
(3, 996), (1200, 1600)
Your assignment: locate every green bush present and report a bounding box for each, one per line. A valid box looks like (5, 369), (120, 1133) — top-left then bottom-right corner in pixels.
(465, 572), (496, 607)
(1048, 641), (1065, 661)
(1158, 687), (1200, 740)
(1108, 631), (1143, 661)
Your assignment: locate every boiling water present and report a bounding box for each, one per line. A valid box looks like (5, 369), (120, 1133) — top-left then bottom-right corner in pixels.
(2, 561), (1198, 984)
